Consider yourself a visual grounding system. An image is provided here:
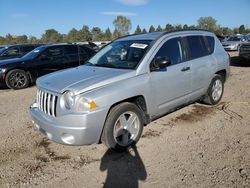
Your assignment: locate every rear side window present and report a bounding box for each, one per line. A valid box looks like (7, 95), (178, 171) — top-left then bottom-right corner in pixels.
(154, 37), (184, 65)
(64, 45), (77, 55)
(205, 36), (215, 54)
(45, 47), (63, 57)
(186, 36), (207, 60)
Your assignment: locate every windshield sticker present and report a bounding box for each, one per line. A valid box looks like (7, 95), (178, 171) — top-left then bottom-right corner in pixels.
(130, 43), (148, 49)
(33, 50), (40, 53)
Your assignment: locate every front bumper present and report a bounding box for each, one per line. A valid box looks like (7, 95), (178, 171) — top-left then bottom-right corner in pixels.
(30, 103), (108, 145)
(239, 53), (250, 61)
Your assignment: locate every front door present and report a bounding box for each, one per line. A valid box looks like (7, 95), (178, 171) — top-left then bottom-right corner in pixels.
(149, 37), (191, 117)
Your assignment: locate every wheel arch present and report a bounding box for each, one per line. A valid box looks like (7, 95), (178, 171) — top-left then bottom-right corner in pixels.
(98, 95), (150, 143)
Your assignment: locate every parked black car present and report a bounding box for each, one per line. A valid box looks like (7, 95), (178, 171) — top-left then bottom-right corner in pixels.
(0, 44), (43, 60)
(239, 42), (250, 62)
(0, 44), (96, 89)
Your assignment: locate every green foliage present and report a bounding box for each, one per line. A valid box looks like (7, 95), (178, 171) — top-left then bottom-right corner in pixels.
(0, 16), (249, 45)
(104, 28), (112, 41)
(197, 16), (218, 32)
(79, 25), (92, 41)
(142, 28), (147, 33)
(134, 25), (142, 34)
(28, 36), (39, 44)
(112, 29), (122, 40)
(91, 27), (103, 41)
(165, 24), (174, 32)
(149, 25), (155, 33)
(67, 28), (80, 42)
(239, 25), (245, 34)
(41, 29), (63, 43)
(156, 25), (162, 32)
(113, 16), (132, 36)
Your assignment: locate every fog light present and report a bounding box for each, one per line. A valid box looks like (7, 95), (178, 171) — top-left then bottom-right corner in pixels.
(61, 133), (75, 144)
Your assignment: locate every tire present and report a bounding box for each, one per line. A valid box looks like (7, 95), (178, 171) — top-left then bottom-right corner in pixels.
(102, 102), (144, 152)
(203, 74), (224, 105)
(5, 69), (30, 89)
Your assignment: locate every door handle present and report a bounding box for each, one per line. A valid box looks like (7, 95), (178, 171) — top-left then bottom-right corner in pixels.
(181, 67), (190, 72)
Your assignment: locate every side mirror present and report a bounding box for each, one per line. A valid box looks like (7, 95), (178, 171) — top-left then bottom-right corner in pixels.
(151, 56), (171, 71)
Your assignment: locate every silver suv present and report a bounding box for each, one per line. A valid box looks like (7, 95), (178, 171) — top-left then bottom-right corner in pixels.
(30, 30), (230, 152)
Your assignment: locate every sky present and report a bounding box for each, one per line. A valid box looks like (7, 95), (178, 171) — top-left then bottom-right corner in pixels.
(0, 0), (250, 37)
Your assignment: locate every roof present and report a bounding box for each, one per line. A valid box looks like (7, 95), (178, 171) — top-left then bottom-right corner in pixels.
(116, 29), (214, 42)
(116, 32), (164, 41)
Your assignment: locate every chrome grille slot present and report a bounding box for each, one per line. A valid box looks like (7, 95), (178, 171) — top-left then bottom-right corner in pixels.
(37, 89), (58, 117)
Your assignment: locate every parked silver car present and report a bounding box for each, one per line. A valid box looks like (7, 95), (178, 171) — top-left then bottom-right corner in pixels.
(222, 35), (249, 51)
(30, 30), (230, 152)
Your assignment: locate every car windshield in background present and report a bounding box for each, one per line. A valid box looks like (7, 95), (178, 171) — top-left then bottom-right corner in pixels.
(0, 47), (6, 53)
(86, 40), (152, 69)
(22, 46), (46, 59)
(228, 36), (242, 41)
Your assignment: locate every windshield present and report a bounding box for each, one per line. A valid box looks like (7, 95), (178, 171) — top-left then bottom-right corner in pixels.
(0, 48), (5, 53)
(22, 46), (46, 59)
(228, 36), (242, 41)
(86, 40), (152, 69)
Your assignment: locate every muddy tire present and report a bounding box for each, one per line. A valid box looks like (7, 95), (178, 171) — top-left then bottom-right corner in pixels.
(102, 102), (144, 152)
(203, 74), (224, 105)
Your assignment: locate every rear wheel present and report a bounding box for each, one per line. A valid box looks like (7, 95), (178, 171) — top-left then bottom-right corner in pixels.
(203, 74), (224, 105)
(5, 69), (30, 89)
(102, 102), (144, 152)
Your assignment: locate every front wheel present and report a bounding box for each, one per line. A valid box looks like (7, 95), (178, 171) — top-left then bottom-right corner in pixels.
(5, 69), (30, 89)
(102, 102), (144, 152)
(203, 74), (224, 105)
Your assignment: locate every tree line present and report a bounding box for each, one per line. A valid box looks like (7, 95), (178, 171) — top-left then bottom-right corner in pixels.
(0, 16), (249, 45)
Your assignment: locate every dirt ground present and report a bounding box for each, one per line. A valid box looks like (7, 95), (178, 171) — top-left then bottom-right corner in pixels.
(0, 52), (249, 188)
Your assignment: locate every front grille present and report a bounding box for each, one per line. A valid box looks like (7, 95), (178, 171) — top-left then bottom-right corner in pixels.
(37, 89), (58, 117)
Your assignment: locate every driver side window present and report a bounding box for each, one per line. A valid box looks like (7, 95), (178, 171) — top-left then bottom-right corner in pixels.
(3, 47), (20, 56)
(154, 37), (184, 66)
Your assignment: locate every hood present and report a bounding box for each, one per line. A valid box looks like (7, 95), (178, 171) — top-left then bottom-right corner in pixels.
(37, 65), (136, 94)
(222, 41), (240, 46)
(0, 58), (25, 66)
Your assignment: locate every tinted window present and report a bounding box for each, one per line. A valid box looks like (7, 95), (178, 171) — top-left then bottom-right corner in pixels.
(21, 46), (36, 53)
(186, 36), (207, 59)
(3, 47), (20, 56)
(64, 45), (77, 54)
(44, 47), (63, 57)
(154, 37), (184, 65)
(228, 36), (241, 41)
(205, 36), (215, 54)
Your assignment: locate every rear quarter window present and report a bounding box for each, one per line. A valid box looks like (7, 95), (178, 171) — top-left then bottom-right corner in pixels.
(205, 36), (215, 54)
(186, 36), (208, 60)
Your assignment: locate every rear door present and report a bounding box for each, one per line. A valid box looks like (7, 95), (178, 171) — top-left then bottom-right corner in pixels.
(149, 37), (191, 116)
(185, 35), (214, 99)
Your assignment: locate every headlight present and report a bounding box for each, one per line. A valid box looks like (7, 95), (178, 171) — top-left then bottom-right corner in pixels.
(0, 68), (6, 73)
(61, 91), (75, 110)
(76, 97), (97, 112)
